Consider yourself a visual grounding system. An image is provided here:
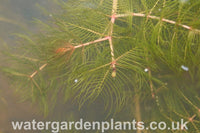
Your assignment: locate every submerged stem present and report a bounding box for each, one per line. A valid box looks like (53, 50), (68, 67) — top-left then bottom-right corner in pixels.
(109, 0), (118, 77)
(116, 12), (200, 32)
(29, 37), (110, 78)
(135, 95), (142, 133)
(30, 63), (47, 78)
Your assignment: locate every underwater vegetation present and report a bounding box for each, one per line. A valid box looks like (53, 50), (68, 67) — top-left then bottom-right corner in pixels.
(1, 0), (200, 132)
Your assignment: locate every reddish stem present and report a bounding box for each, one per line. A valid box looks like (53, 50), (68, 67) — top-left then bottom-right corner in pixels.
(116, 12), (199, 31)
(30, 37), (110, 78)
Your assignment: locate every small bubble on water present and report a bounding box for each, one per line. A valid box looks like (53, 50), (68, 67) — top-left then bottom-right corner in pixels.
(74, 79), (78, 83)
(181, 65), (189, 71)
(144, 68), (149, 72)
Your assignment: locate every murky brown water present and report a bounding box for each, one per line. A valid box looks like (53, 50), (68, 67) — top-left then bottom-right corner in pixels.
(0, 75), (42, 133)
(0, 1), (105, 132)
(0, 0), (50, 132)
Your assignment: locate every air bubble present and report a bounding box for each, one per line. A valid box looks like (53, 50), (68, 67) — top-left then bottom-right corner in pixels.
(181, 65), (189, 71)
(74, 79), (78, 83)
(144, 68), (149, 72)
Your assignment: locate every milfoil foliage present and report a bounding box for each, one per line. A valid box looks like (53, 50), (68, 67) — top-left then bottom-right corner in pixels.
(1, 0), (200, 132)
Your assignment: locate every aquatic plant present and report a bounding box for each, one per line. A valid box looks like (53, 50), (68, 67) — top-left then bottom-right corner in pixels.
(1, 0), (200, 132)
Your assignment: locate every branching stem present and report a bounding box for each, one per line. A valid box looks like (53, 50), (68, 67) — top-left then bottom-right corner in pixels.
(30, 63), (47, 78)
(108, 0), (118, 77)
(116, 12), (200, 32)
(29, 36), (110, 78)
(29, 10), (200, 79)
(74, 36), (110, 49)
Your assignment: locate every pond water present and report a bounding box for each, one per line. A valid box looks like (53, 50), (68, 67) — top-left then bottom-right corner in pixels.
(0, 0), (54, 132)
(0, 1), (105, 132)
